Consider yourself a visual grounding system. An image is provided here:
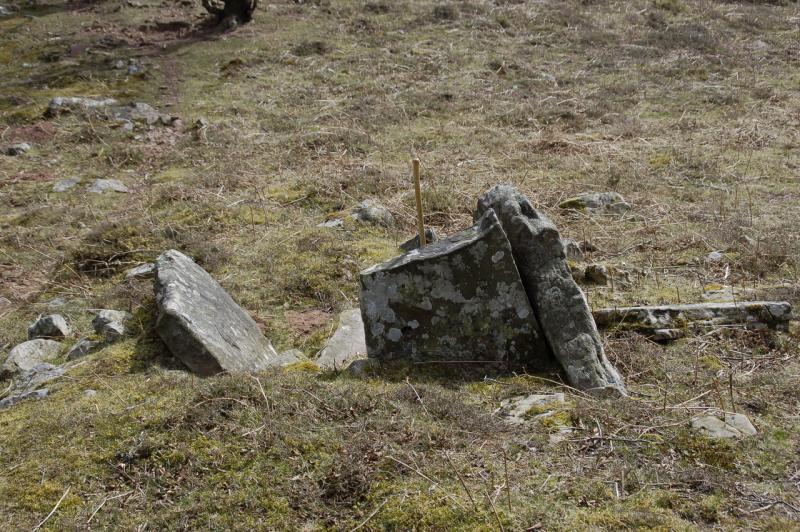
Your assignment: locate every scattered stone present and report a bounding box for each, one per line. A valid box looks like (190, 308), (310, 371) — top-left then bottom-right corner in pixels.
(0, 5), (11, 16)
(499, 393), (566, 425)
(46, 297), (67, 309)
(360, 209), (552, 367)
(27, 314), (70, 340)
(154, 249), (281, 376)
(593, 301), (792, 340)
(351, 199), (395, 227)
(125, 263), (156, 280)
(476, 185), (625, 394)
(317, 309), (367, 370)
(92, 309), (132, 339)
(692, 413), (757, 439)
(705, 251), (724, 263)
(559, 191), (631, 215)
(584, 264), (609, 285)
(107, 102), (163, 126)
(53, 178), (80, 192)
(66, 338), (100, 360)
(399, 228), (439, 252)
(84, 389), (98, 398)
(345, 358), (378, 378)
(317, 218), (344, 229)
(1, 340), (62, 378)
(0, 389), (49, 409)
(88, 179), (129, 194)
(45, 96), (119, 117)
(4, 142), (31, 156)
(562, 238), (584, 262)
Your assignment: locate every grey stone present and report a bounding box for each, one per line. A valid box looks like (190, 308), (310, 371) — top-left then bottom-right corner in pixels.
(5, 143), (31, 156)
(399, 228), (439, 252)
(593, 301), (793, 339)
(53, 178), (80, 192)
(27, 314), (70, 340)
(127, 64), (144, 75)
(317, 309), (367, 370)
(475, 185), (625, 394)
(584, 264), (609, 285)
(125, 263), (156, 280)
(705, 251), (724, 263)
(499, 393), (566, 425)
(692, 413), (757, 439)
(317, 218), (344, 229)
(13, 363), (66, 393)
(562, 238), (584, 262)
(351, 199), (395, 227)
(559, 191), (631, 215)
(84, 389), (98, 397)
(66, 338), (100, 360)
(45, 96), (119, 117)
(272, 351), (303, 366)
(0, 5), (11, 16)
(360, 209), (552, 367)
(107, 102), (162, 125)
(88, 179), (129, 194)
(154, 249), (280, 376)
(345, 358), (378, 378)
(92, 309), (132, 339)
(0, 389), (49, 410)
(1, 340), (62, 378)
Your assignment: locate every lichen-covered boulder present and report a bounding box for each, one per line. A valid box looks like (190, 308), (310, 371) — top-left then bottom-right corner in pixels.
(154, 249), (280, 376)
(475, 185), (625, 394)
(359, 209), (552, 367)
(1, 340), (62, 378)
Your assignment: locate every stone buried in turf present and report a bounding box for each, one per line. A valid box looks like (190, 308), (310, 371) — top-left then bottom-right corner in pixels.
(475, 185), (625, 395)
(154, 249), (281, 376)
(359, 209), (553, 368)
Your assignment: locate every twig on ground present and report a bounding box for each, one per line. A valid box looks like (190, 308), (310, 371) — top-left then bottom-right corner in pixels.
(33, 486), (70, 531)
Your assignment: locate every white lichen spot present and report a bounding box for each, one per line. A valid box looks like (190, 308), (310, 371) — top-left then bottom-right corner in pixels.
(408, 320), (419, 329)
(387, 328), (402, 342)
(491, 250), (505, 263)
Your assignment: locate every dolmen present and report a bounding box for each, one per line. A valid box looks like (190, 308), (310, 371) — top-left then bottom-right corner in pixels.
(360, 185), (626, 396)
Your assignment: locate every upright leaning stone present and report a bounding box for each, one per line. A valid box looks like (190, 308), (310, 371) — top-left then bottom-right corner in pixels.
(476, 185), (625, 394)
(360, 209), (553, 368)
(154, 249), (280, 376)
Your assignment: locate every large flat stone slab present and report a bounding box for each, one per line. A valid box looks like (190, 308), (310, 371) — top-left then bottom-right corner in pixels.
(476, 185), (624, 394)
(359, 209), (552, 367)
(154, 249), (280, 376)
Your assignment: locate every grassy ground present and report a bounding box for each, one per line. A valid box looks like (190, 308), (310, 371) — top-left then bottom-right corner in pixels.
(1, 0), (799, 529)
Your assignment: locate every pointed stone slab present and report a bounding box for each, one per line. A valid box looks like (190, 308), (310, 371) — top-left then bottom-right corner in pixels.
(359, 209), (552, 367)
(317, 309), (367, 370)
(154, 249), (279, 376)
(475, 185), (625, 394)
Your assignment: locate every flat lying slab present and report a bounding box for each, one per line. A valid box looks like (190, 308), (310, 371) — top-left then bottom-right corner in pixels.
(155, 249), (280, 376)
(593, 301), (792, 340)
(360, 209), (551, 367)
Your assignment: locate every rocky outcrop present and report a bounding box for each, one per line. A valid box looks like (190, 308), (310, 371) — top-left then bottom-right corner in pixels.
(360, 209), (552, 368)
(317, 309), (367, 370)
(593, 301), (792, 341)
(27, 314), (70, 340)
(475, 185), (625, 394)
(1, 340), (62, 378)
(154, 249), (281, 376)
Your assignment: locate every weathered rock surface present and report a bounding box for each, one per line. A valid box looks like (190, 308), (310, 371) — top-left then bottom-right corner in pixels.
(317, 219), (344, 229)
(154, 249), (280, 376)
(400, 228), (439, 252)
(1, 340), (62, 378)
(0, 389), (49, 409)
(593, 301), (792, 341)
(92, 309), (132, 339)
(351, 199), (394, 227)
(4, 142), (31, 156)
(360, 209), (552, 367)
(88, 179), (129, 194)
(27, 314), (70, 339)
(584, 264), (609, 285)
(66, 338), (101, 360)
(475, 185), (625, 394)
(692, 413), (757, 438)
(0, 363), (67, 409)
(46, 96), (119, 117)
(317, 309), (367, 370)
(53, 178), (80, 192)
(499, 393), (566, 425)
(559, 191), (631, 215)
(562, 238), (584, 262)
(125, 263), (155, 280)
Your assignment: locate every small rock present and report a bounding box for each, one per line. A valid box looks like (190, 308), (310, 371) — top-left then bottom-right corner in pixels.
(88, 179), (129, 194)
(108, 102), (163, 126)
(113, 59), (127, 70)
(0, 5), (11, 16)
(584, 264), (609, 285)
(127, 64), (144, 76)
(53, 178), (80, 192)
(399, 228), (439, 252)
(317, 218), (344, 229)
(499, 393), (566, 425)
(559, 191), (631, 215)
(1, 340), (62, 377)
(125, 263), (155, 280)
(46, 297), (67, 309)
(14, 363), (66, 392)
(45, 96), (119, 117)
(4, 143), (31, 156)
(0, 389), (49, 410)
(66, 338), (101, 360)
(351, 199), (394, 227)
(705, 251), (724, 263)
(317, 309), (367, 370)
(562, 238), (584, 262)
(27, 314), (70, 340)
(692, 413), (757, 439)
(84, 389), (98, 398)
(92, 309), (132, 339)
(345, 358), (378, 378)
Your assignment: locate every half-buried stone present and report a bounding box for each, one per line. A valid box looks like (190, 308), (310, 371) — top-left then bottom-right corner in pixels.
(475, 185), (625, 395)
(154, 249), (290, 376)
(359, 209), (553, 368)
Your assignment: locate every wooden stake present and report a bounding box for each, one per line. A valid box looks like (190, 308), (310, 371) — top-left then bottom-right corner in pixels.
(412, 158), (426, 247)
